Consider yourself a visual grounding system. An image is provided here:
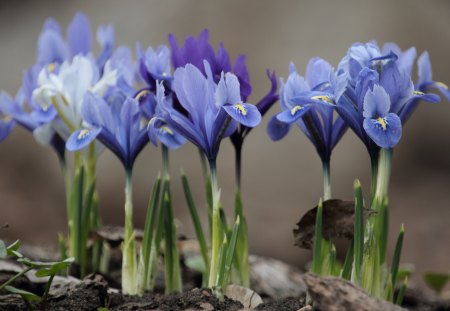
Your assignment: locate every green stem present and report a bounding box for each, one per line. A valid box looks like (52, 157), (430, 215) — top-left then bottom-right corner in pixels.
(122, 169), (137, 294)
(161, 146), (182, 293)
(199, 149), (213, 237)
(322, 161), (332, 201)
(370, 153), (379, 203)
(58, 157), (73, 258)
(41, 274), (55, 309)
(208, 160), (221, 288)
(374, 148), (392, 201)
(0, 267), (34, 290)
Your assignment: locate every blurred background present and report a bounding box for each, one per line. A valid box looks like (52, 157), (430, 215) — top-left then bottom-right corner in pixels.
(0, 0), (449, 288)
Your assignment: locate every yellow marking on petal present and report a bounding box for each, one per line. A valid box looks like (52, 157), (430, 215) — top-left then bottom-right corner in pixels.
(377, 117), (387, 131)
(77, 129), (90, 140)
(147, 117), (157, 130)
(435, 81), (449, 89)
(414, 91), (425, 95)
(290, 105), (303, 115)
(135, 89), (150, 101)
(47, 63), (57, 73)
(160, 126), (173, 135)
(312, 95), (333, 104)
(235, 103), (247, 116)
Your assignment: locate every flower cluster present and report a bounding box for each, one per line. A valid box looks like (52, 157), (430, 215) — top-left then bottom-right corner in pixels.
(1, 12), (448, 304)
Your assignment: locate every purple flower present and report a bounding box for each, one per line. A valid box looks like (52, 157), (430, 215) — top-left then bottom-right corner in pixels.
(168, 29), (251, 101)
(157, 62), (261, 161)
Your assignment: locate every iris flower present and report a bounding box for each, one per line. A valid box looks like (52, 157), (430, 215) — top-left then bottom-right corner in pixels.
(336, 42), (439, 159)
(32, 55), (118, 147)
(159, 62), (261, 162)
(168, 29), (251, 100)
(66, 92), (148, 170)
(267, 59), (347, 199)
(157, 61), (261, 288)
(66, 91), (149, 294)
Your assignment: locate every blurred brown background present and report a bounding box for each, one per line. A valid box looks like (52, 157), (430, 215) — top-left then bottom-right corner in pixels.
(0, 0), (449, 287)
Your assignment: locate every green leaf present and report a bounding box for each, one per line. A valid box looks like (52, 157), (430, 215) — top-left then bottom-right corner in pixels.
(0, 240), (6, 259)
(181, 171), (209, 274)
(6, 240), (21, 258)
(222, 216), (240, 287)
(353, 180), (364, 284)
(340, 242), (354, 280)
(4, 285), (41, 302)
(390, 225), (405, 288)
(17, 257), (73, 271)
(396, 276), (408, 305)
(396, 265), (414, 281)
(312, 199), (323, 275)
(423, 272), (450, 293)
(35, 257), (74, 277)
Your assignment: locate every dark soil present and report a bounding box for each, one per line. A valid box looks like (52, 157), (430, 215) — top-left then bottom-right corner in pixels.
(0, 272), (309, 311)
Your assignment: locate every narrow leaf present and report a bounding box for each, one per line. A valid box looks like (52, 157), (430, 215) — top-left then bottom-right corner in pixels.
(141, 174), (162, 281)
(312, 199), (323, 275)
(353, 180), (364, 284)
(181, 171), (209, 274)
(0, 240), (6, 259)
(219, 216), (241, 287)
(390, 225), (404, 289)
(4, 286), (41, 302)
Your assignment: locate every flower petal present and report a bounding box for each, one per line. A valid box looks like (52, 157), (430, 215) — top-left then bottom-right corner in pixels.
(148, 118), (186, 149)
(222, 103), (261, 127)
(267, 115), (291, 141)
(363, 113), (401, 149)
(276, 104), (311, 124)
(67, 12), (92, 57)
(66, 127), (101, 151)
(362, 84), (391, 119)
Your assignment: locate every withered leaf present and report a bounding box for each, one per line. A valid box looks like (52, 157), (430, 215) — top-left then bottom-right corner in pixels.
(293, 199), (375, 249)
(302, 272), (406, 311)
(89, 226), (144, 248)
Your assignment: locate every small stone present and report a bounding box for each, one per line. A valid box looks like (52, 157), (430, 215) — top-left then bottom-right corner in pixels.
(199, 302), (215, 310)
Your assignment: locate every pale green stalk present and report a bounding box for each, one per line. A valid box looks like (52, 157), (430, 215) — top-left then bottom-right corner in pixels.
(122, 170), (137, 294)
(322, 161), (332, 201)
(161, 146), (182, 293)
(208, 160), (221, 288)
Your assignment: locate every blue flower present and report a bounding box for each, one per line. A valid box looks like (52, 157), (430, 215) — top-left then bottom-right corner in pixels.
(268, 59), (347, 162)
(362, 84), (402, 149)
(137, 44), (172, 89)
(146, 82), (186, 149)
(66, 92), (149, 170)
(336, 42), (440, 154)
(157, 62), (261, 161)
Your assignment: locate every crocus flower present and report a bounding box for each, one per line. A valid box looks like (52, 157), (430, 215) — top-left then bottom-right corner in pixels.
(158, 62), (261, 162)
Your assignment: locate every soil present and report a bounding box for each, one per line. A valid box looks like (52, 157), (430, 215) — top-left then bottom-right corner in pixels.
(1, 242), (449, 310)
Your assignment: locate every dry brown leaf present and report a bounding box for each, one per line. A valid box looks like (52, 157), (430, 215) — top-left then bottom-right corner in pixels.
(293, 199), (374, 249)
